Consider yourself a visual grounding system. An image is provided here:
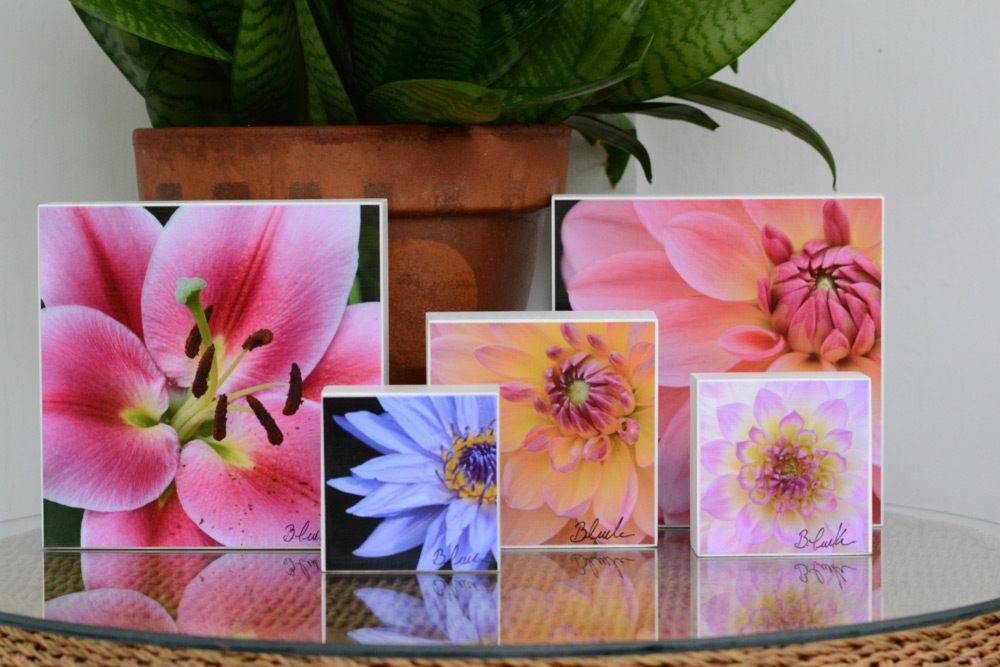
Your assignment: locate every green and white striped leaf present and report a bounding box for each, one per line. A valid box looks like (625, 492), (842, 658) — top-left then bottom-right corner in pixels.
(145, 49), (234, 127)
(500, 34), (651, 110)
(292, 0), (358, 124)
(600, 0), (794, 103)
(586, 101), (719, 130)
(479, 0), (566, 49)
(364, 79), (501, 124)
(198, 0), (243, 51)
(465, 16), (547, 86)
(74, 8), (166, 94)
(309, 0), (356, 91)
(231, 0), (307, 125)
(351, 0), (482, 94)
(673, 78), (837, 185)
(567, 112), (652, 183)
(68, 0), (231, 62)
(495, 0), (648, 123)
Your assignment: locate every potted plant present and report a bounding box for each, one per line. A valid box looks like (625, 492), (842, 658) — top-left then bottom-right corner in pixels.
(67, 0), (835, 382)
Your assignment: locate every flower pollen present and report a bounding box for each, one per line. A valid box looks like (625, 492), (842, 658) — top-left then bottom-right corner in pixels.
(441, 424), (497, 504)
(191, 344), (215, 398)
(246, 395), (283, 445)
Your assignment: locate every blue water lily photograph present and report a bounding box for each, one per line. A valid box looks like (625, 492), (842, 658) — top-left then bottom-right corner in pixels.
(323, 391), (499, 572)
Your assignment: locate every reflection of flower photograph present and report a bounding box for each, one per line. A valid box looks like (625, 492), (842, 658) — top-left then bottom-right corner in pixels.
(40, 203), (384, 548)
(428, 317), (657, 547)
(695, 376), (871, 555)
(698, 557), (871, 637)
(323, 392), (499, 572)
(554, 197), (883, 526)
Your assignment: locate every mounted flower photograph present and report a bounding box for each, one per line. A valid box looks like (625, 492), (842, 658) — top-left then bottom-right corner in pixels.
(40, 201), (385, 548)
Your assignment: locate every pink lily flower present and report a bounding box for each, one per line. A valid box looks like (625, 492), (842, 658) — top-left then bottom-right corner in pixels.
(560, 198), (882, 524)
(40, 204), (382, 547)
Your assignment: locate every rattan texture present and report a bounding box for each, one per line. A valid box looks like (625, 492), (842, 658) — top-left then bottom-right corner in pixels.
(0, 610), (998, 665)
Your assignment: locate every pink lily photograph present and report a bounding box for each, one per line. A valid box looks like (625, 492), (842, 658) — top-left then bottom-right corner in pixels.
(427, 312), (657, 547)
(553, 196), (883, 527)
(39, 201), (386, 548)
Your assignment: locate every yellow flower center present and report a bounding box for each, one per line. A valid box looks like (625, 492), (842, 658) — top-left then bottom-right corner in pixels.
(441, 426), (497, 504)
(566, 380), (591, 406)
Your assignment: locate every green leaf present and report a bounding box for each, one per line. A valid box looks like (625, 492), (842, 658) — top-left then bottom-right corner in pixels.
(600, 0), (794, 103)
(496, 0), (648, 123)
(292, 0), (358, 124)
(310, 0), (357, 93)
(198, 0), (243, 51)
(566, 112), (652, 183)
(68, 0), (232, 62)
(499, 34), (651, 110)
(74, 8), (167, 94)
(729, 58), (739, 74)
(144, 49), (235, 127)
(351, 0), (482, 94)
(673, 78), (837, 186)
(231, 0), (307, 125)
(586, 101), (718, 130)
(479, 0), (567, 49)
(364, 79), (502, 124)
(465, 14), (547, 86)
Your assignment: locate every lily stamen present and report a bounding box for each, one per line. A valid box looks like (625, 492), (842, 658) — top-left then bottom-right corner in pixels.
(213, 393), (228, 441)
(243, 329), (274, 351)
(246, 395), (283, 445)
(192, 344), (215, 398)
(283, 363), (303, 416)
(184, 304), (214, 359)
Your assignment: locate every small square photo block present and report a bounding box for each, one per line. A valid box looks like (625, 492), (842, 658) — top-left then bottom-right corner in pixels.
(323, 387), (500, 572)
(428, 312), (657, 548)
(692, 373), (871, 557)
(40, 201), (386, 549)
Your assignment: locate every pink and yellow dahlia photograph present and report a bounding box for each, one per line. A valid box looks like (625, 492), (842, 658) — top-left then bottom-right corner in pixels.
(40, 202), (384, 548)
(693, 374), (871, 556)
(428, 315), (657, 547)
(554, 197), (883, 526)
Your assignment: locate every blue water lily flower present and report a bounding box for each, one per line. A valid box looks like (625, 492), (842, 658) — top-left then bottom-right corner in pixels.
(328, 395), (498, 570)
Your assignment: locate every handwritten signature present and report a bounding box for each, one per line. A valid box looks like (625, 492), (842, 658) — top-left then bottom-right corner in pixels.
(793, 523), (857, 550)
(283, 557), (322, 581)
(432, 545), (483, 567)
(794, 561), (857, 588)
(569, 518), (635, 544)
(283, 521), (320, 543)
(570, 553), (635, 577)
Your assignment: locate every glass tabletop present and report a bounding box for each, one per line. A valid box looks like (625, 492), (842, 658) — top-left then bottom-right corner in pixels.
(0, 505), (998, 657)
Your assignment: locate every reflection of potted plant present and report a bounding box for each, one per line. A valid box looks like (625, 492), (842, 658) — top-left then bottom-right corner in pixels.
(66, 0), (834, 382)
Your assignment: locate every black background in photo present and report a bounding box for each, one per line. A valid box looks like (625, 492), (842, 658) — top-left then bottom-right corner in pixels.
(553, 199), (579, 312)
(323, 396), (426, 572)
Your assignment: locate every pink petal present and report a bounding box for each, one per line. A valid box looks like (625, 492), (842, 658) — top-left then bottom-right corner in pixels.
(474, 344), (549, 380)
(820, 330), (851, 362)
(175, 393), (321, 547)
(81, 487), (221, 548)
(542, 461), (601, 518)
(142, 204), (359, 394)
(833, 472), (869, 504)
(752, 388), (785, 433)
(761, 225), (793, 264)
(177, 553), (322, 641)
(40, 205), (161, 341)
(700, 440), (740, 476)
(822, 428), (853, 453)
(560, 200), (661, 283)
(700, 475), (745, 521)
(716, 403), (754, 443)
(743, 199), (825, 249)
(633, 199), (758, 244)
(719, 326), (786, 361)
(502, 449), (550, 510)
(662, 212), (768, 301)
(566, 251), (698, 311)
(836, 198), (882, 251)
(42, 306), (178, 512)
(822, 200), (851, 246)
(81, 552), (219, 615)
(767, 352), (837, 373)
(851, 315), (876, 357)
(302, 302), (383, 400)
(45, 589), (178, 634)
(735, 502), (776, 545)
(590, 445), (638, 531)
(429, 333), (508, 385)
(657, 389), (691, 523)
(773, 510), (806, 546)
(501, 504), (571, 546)
(653, 298), (772, 386)
(812, 399), (849, 434)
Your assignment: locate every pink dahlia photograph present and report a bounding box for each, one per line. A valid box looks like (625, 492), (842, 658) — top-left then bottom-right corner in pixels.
(694, 375), (871, 556)
(554, 197), (883, 526)
(428, 316), (657, 547)
(40, 202), (384, 548)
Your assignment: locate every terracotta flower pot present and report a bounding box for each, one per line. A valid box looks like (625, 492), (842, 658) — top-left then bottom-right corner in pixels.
(132, 124), (572, 383)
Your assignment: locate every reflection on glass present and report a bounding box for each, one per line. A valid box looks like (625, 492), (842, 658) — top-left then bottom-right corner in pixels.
(697, 556), (872, 637)
(43, 552), (322, 641)
(658, 531), (692, 639)
(500, 550), (656, 644)
(326, 573), (497, 645)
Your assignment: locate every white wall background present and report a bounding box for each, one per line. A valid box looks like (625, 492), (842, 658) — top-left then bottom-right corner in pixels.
(2, 1), (997, 524)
